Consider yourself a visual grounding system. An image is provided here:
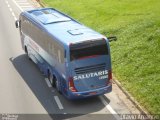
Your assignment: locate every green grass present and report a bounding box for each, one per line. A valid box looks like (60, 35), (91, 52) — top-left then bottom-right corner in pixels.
(41, 0), (160, 114)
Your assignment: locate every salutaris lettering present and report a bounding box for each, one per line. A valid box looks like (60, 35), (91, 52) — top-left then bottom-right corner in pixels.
(73, 70), (108, 80)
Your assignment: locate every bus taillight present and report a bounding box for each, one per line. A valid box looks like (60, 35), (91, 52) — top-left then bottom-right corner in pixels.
(69, 77), (77, 92)
(107, 70), (112, 85)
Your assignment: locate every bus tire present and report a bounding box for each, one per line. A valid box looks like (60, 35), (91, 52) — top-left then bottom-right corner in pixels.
(25, 46), (31, 60)
(55, 80), (62, 94)
(48, 71), (56, 87)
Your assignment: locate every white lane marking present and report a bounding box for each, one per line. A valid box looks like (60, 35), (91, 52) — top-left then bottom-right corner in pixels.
(12, 0), (35, 11)
(11, 12), (17, 20)
(9, 8), (12, 12)
(7, 4), (10, 8)
(99, 96), (120, 120)
(45, 78), (52, 88)
(54, 96), (64, 110)
(5, 0), (17, 21)
(11, 0), (23, 11)
(13, 16), (17, 21)
(12, 12), (14, 16)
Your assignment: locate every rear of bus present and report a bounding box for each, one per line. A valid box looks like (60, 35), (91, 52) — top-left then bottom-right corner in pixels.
(67, 38), (112, 99)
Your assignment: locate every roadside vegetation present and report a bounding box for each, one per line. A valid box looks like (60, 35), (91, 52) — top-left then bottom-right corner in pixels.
(41, 0), (160, 114)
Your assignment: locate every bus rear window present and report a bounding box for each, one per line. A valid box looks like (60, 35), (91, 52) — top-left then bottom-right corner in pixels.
(70, 39), (108, 61)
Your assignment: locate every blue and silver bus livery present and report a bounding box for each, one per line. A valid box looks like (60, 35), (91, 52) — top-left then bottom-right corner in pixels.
(15, 8), (117, 99)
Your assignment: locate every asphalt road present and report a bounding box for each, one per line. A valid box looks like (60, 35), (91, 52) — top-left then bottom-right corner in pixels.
(0, 0), (139, 120)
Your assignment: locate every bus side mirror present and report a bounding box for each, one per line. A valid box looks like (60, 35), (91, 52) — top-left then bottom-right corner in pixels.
(108, 36), (117, 42)
(15, 20), (19, 28)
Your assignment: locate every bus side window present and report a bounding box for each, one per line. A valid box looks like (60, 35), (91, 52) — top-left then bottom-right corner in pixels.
(59, 47), (65, 63)
(58, 50), (61, 63)
(47, 37), (54, 57)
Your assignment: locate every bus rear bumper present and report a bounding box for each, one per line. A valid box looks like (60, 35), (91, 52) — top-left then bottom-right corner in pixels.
(67, 85), (112, 100)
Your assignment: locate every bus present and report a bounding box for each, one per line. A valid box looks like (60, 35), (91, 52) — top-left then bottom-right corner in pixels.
(15, 8), (116, 99)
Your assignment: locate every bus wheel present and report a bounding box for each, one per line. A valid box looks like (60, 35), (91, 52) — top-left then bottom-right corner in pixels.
(56, 80), (62, 94)
(25, 46), (31, 60)
(48, 72), (55, 87)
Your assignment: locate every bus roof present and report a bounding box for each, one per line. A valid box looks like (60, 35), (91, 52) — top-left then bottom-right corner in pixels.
(23, 8), (106, 45)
